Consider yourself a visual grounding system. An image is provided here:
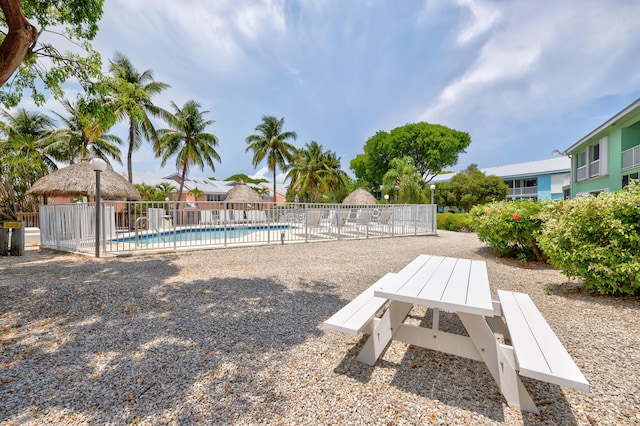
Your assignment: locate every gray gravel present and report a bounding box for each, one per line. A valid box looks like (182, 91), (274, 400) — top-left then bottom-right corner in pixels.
(1, 231), (638, 425)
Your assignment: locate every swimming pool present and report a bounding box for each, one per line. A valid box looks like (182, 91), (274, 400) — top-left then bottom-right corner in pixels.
(116, 224), (293, 245)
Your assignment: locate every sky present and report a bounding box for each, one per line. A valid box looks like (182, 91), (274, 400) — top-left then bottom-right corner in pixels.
(31, 0), (640, 186)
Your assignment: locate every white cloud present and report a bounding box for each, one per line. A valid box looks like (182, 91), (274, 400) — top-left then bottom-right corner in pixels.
(455, 0), (501, 45)
(421, 0), (640, 126)
(250, 166), (288, 185)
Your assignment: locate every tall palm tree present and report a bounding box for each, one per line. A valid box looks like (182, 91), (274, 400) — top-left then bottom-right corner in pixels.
(108, 52), (170, 183)
(50, 97), (123, 166)
(287, 141), (330, 203)
(245, 115), (297, 202)
(155, 100), (220, 202)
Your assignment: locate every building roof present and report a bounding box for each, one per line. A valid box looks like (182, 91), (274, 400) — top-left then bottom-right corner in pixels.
(163, 173), (235, 194)
(563, 97), (640, 154)
(431, 157), (570, 183)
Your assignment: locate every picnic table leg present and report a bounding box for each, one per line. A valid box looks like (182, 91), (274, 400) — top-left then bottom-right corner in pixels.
(458, 312), (539, 414)
(356, 301), (412, 366)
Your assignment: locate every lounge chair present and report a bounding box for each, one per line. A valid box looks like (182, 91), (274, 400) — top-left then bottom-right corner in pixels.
(233, 210), (246, 223)
(247, 210), (267, 223)
(199, 210), (216, 225)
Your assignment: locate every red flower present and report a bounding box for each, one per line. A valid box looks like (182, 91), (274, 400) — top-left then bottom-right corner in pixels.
(513, 214), (521, 220)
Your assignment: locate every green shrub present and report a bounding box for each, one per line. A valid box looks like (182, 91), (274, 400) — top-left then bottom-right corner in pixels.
(470, 200), (545, 261)
(436, 212), (474, 232)
(537, 182), (640, 296)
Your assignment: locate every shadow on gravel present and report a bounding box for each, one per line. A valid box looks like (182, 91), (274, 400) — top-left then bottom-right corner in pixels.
(330, 307), (578, 424)
(0, 251), (342, 424)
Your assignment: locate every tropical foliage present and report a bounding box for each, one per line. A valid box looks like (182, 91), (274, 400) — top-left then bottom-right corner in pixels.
(287, 141), (347, 203)
(471, 199), (546, 261)
(0, 108), (58, 219)
(0, 0), (104, 106)
(245, 115), (297, 202)
(156, 100), (220, 202)
(108, 52), (169, 182)
(351, 122), (470, 190)
(439, 164), (508, 211)
(537, 182), (640, 296)
(382, 156), (428, 204)
(49, 97), (122, 166)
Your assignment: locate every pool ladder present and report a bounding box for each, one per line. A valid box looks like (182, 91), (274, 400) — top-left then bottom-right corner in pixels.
(134, 216), (147, 247)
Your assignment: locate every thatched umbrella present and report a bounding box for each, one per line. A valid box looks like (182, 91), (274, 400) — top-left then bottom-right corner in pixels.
(224, 182), (263, 204)
(27, 159), (141, 200)
(342, 187), (377, 205)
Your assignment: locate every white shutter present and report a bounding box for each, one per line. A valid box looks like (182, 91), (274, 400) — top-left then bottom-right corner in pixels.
(600, 136), (609, 176)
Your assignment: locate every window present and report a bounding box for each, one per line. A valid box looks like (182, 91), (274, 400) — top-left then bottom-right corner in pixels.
(622, 172), (639, 188)
(206, 194), (223, 202)
(576, 136), (609, 181)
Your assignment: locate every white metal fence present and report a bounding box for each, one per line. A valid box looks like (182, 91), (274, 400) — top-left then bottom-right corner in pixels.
(39, 201), (437, 255)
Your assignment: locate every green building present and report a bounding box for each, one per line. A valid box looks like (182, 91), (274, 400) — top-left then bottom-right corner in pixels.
(563, 98), (640, 197)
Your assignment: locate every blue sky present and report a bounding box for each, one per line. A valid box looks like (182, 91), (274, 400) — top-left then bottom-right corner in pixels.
(35, 0), (640, 185)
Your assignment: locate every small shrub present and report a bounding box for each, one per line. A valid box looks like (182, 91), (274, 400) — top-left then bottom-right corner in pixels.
(436, 212), (474, 232)
(537, 182), (640, 296)
(470, 200), (545, 261)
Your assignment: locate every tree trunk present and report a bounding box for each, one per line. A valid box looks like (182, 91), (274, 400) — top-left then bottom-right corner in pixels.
(272, 169), (277, 203)
(0, 0), (39, 87)
(127, 119), (135, 183)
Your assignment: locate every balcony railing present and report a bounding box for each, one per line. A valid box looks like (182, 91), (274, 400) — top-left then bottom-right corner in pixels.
(508, 186), (538, 197)
(577, 165), (588, 181)
(622, 145), (640, 170)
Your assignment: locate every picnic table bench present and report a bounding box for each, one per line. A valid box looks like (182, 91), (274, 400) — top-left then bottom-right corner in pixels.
(323, 254), (590, 414)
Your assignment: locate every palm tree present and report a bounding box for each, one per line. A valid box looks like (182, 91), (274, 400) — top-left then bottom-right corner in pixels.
(245, 115), (297, 202)
(0, 108), (59, 218)
(108, 52), (170, 183)
(155, 182), (176, 200)
(287, 141), (329, 203)
(155, 100), (220, 202)
(287, 141), (347, 203)
(50, 97), (123, 166)
(323, 149), (348, 203)
(0, 108), (59, 172)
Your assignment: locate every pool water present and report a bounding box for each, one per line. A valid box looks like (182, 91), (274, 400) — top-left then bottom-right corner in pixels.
(116, 224), (292, 245)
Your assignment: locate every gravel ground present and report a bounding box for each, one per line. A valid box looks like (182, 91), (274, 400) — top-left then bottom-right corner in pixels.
(1, 231), (638, 425)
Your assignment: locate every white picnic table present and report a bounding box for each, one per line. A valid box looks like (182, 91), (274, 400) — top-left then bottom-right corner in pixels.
(324, 254), (590, 414)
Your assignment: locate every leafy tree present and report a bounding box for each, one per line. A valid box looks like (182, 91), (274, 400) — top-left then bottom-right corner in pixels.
(49, 97), (122, 166)
(447, 164), (508, 211)
(351, 122), (470, 190)
(382, 156), (428, 204)
(108, 52), (169, 183)
(245, 115), (297, 203)
(156, 100), (220, 202)
(0, 0), (104, 106)
(0, 107), (57, 219)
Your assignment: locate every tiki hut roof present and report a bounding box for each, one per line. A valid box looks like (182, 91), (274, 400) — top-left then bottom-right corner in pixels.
(342, 187), (377, 205)
(223, 181), (263, 203)
(27, 159), (141, 200)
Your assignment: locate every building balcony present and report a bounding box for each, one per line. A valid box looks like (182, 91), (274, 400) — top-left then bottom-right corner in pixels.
(622, 145), (640, 170)
(508, 186), (538, 197)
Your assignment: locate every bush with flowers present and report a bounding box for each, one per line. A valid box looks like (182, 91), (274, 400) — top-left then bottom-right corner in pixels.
(470, 199), (545, 261)
(537, 181), (640, 296)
